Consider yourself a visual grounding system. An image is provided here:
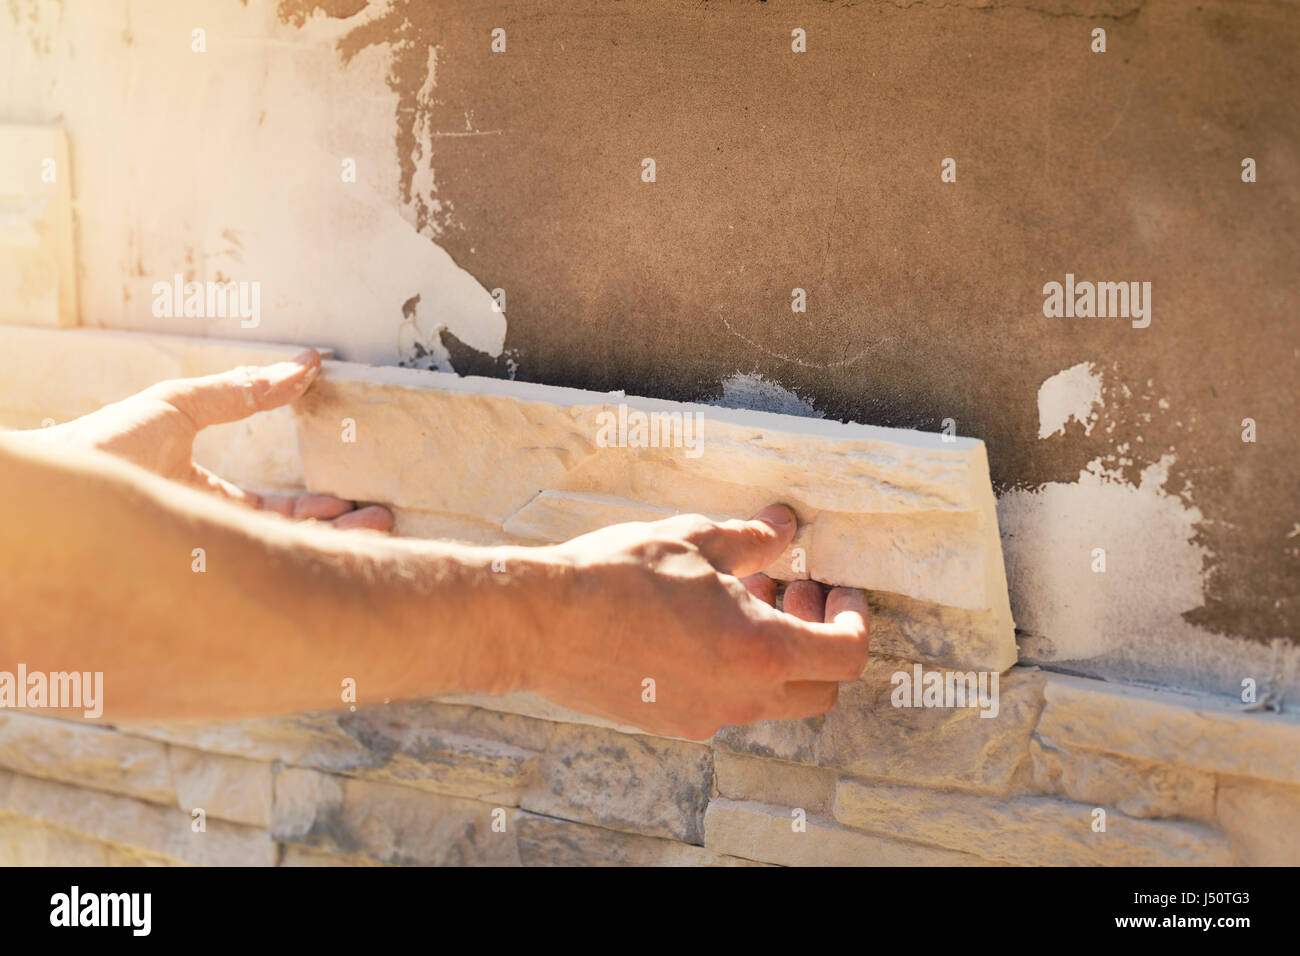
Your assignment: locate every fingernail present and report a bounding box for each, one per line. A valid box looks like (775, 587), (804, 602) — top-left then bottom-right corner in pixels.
(291, 349), (318, 366)
(754, 503), (796, 528)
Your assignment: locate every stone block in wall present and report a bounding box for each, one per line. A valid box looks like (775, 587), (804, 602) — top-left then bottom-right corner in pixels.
(712, 751), (837, 815)
(834, 779), (1232, 866)
(0, 327), (333, 489)
(278, 844), (391, 867)
(0, 126), (76, 328)
(1029, 736), (1216, 823)
(272, 767), (518, 866)
(0, 711), (174, 805)
(291, 359), (1016, 671)
(0, 770), (274, 866)
(1214, 776), (1300, 866)
(131, 701), (554, 804)
(514, 811), (767, 866)
(714, 657), (1044, 795)
(520, 725), (713, 844)
(704, 798), (992, 866)
(167, 746), (273, 829)
(1037, 674), (1300, 785)
(0, 814), (180, 866)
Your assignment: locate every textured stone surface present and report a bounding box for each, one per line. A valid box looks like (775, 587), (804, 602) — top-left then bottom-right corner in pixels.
(1215, 777), (1300, 866)
(0, 770), (274, 866)
(0, 126), (76, 328)
(834, 780), (1232, 867)
(712, 752), (836, 815)
(292, 360), (1016, 668)
(0, 814), (180, 866)
(272, 767), (518, 866)
(167, 746), (273, 829)
(715, 657), (1044, 794)
(0, 712), (173, 805)
(705, 799), (991, 867)
(1030, 736), (1216, 823)
(515, 811), (766, 866)
(0, 325), (1015, 672)
(521, 725), (713, 843)
(0, 326), (331, 490)
(133, 701), (553, 804)
(278, 844), (390, 867)
(1037, 675), (1300, 785)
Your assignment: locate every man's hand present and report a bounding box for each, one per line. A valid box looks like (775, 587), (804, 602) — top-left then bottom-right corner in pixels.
(532, 505), (870, 740)
(25, 349), (391, 531)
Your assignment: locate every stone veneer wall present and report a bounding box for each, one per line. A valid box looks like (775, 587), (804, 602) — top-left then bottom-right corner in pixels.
(1, 667), (1298, 866)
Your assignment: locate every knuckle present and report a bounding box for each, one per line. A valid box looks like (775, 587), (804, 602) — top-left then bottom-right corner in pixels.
(668, 512), (716, 540)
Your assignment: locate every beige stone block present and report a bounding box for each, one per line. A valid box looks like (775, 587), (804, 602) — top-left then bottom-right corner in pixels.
(0, 125), (76, 328)
(292, 360), (1016, 668)
(324, 707), (543, 805)
(705, 798), (991, 866)
(278, 844), (390, 867)
(0, 711), (173, 805)
(1215, 776), (1300, 866)
(515, 811), (767, 866)
(136, 702), (552, 804)
(0, 328), (1016, 671)
(434, 691), (654, 736)
(715, 657), (1044, 795)
(167, 746), (273, 828)
(712, 751), (836, 815)
(272, 767), (518, 866)
(520, 725), (713, 843)
(0, 814), (181, 866)
(834, 779), (1231, 866)
(1037, 674), (1300, 785)
(1030, 736), (1216, 822)
(125, 711), (372, 769)
(0, 770), (274, 866)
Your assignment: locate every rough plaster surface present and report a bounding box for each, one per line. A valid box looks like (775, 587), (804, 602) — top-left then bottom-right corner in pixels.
(0, 125), (75, 327)
(0, 0), (504, 367)
(1037, 362), (1103, 439)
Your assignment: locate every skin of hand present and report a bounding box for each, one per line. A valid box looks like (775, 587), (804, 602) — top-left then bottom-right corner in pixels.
(532, 510), (871, 740)
(0, 352), (869, 739)
(22, 349), (392, 531)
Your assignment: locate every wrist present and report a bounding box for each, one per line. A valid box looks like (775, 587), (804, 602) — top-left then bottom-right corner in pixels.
(460, 541), (574, 697)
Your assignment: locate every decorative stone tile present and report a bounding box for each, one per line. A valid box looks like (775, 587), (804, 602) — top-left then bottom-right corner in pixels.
(715, 657), (1044, 795)
(704, 798), (991, 867)
(834, 779), (1232, 866)
(1037, 674), (1300, 785)
(1214, 776), (1300, 866)
(0, 126), (76, 328)
(520, 725), (713, 843)
(272, 767), (518, 866)
(0, 770), (274, 866)
(712, 751), (836, 815)
(515, 811), (766, 866)
(167, 746), (273, 828)
(1029, 736), (1216, 822)
(0, 711), (173, 805)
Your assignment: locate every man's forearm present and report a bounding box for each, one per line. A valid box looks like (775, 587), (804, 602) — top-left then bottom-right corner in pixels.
(0, 433), (552, 721)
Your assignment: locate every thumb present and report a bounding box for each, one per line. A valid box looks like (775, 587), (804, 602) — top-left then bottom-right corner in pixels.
(696, 504), (799, 578)
(157, 349), (321, 429)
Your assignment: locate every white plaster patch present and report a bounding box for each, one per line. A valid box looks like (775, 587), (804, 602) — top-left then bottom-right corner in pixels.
(705, 373), (825, 418)
(0, 1), (504, 366)
(998, 455), (1207, 661)
(1037, 362), (1103, 438)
